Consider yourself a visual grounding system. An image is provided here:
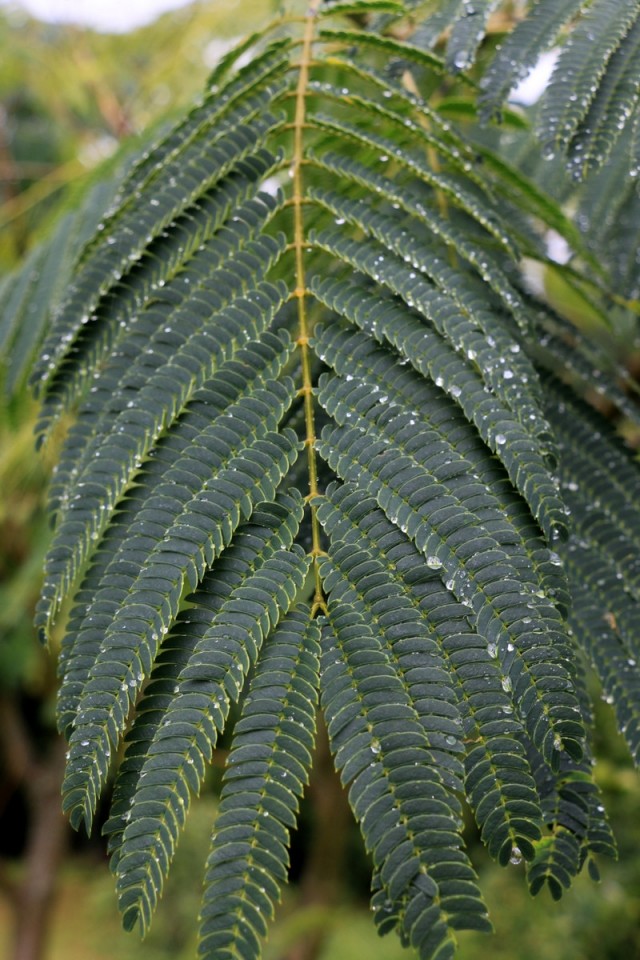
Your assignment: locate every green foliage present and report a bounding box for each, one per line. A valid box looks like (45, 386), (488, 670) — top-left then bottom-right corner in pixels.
(0, 177), (121, 395)
(460, 0), (640, 181)
(538, 0), (640, 177)
(479, 0), (585, 118)
(5, 1), (640, 959)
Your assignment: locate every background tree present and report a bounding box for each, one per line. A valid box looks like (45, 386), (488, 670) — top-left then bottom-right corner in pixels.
(2, 2), (640, 960)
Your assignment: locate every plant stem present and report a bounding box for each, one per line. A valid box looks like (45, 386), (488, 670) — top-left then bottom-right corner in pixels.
(291, 2), (327, 616)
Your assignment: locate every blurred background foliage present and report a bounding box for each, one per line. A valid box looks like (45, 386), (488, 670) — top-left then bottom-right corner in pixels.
(0, 0), (274, 270)
(0, 2), (639, 960)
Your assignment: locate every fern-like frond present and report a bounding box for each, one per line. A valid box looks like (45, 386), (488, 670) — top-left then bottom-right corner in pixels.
(308, 118), (515, 256)
(309, 146), (520, 267)
(566, 13), (640, 179)
(577, 123), (637, 247)
(317, 53), (479, 166)
(319, 589), (490, 960)
(473, 0), (640, 180)
(311, 279), (563, 539)
(198, 606), (320, 960)
(320, 0), (407, 15)
(317, 27), (448, 76)
(593, 179), (640, 298)
(315, 481), (545, 865)
(525, 744), (616, 899)
(37, 277), (290, 639)
(475, 145), (603, 276)
(111, 545), (310, 932)
(574, 122), (640, 295)
(410, 0), (463, 51)
(61, 380), (301, 829)
(545, 379), (640, 762)
(479, 0), (585, 119)
(0, 178), (119, 395)
(538, 0), (640, 171)
(445, 0), (500, 74)
(101, 491), (304, 857)
(325, 536), (466, 789)
(12, 3), (640, 959)
(531, 312), (640, 433)
(314, 368), (583, 765)
(32, 50), (290, 434)
(46, 172), (281, 514)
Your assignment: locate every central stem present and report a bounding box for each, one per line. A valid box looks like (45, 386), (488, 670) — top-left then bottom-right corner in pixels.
(292, 2), (326, 615)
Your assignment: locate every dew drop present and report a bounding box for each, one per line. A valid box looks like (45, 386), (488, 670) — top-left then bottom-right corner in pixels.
(509, 846), (523, 866)
(453, 51), (468, 70)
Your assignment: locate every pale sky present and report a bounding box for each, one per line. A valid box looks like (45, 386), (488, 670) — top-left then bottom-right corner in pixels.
(1, 0), (196, 32)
